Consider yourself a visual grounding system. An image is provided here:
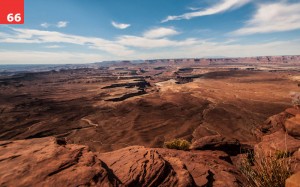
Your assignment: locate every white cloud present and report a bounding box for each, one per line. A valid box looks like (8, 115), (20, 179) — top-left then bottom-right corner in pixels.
(117, 35), (174, 48)
(40, 22), (50, 28)
(143, 27), (180, 38)
(0, 28), (133, 56)
(1, 25), (300, 64)
(1, 39), (300, 64)
(188, 7), (202, 11)
(0, 50), (106, 64)
(116, 27), (196, 49)
(125, 39), (300, 60)
(45, 45), (64, 48)
(111, 21), (131, 29)
(117, 35), (200, 48)
(56, 21), (68, 28)
(232, 2), (300, 35)
(0, 31), (11, 38)
(162, 0), (251, 22)
(0, 27), (199, 53)
(40, 21), (68, 28)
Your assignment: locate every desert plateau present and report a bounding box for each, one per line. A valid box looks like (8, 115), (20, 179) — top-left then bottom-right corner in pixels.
(1, 56), (300, 186)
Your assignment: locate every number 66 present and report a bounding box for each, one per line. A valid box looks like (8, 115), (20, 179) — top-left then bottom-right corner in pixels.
(7, 13), (22, 22)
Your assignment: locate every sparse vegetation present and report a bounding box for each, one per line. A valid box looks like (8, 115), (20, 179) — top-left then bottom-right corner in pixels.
(164, 139), (191, 151)
(274, 150), (292, 159)
(239, 152), (292, 187)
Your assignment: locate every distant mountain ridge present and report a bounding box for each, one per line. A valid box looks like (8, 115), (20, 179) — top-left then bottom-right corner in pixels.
(1, 55), (299, 74)
(143, 55), (300, 65)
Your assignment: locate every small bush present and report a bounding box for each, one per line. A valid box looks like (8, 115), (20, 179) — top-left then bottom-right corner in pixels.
(164, 139), (191, 151)
(240, 152), (292, 187)
(274, 150), (292, 159)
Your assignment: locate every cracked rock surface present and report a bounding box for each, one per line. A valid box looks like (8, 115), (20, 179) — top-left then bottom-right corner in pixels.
(0, 137), (244, 187)
(0, 137), (120, 187)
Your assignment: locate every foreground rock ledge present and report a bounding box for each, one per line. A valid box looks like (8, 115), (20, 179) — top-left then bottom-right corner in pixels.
(0, 137), (120, 187)
(0, 137), (244, 187)
(286, 172), (300, 187)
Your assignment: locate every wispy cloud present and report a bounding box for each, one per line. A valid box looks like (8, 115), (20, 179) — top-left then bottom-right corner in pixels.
(0, 28), (133, 56)
(40, 21), (69, 29)
(41, 22), (50, 28)
(111, 21), (131, 29)
(115, 27), (186, 48)
(143, 27), (180, 39)
(45, 45), (64, 49)
(56, 21), (68, 28)
(2, 39), (300, 64)
(1, 27), (197, 51)
(117, 35), (199, 48)
(0, 50), (105, 64)
(1, 25), (300, 64)
(161, 0), (250, 22)
(232, 2), (300, 35)
(187, 7), (202, 11)
(127, 39), (300, 60)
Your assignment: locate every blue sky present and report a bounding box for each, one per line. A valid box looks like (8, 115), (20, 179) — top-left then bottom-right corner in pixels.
(0, 0), (300, 64)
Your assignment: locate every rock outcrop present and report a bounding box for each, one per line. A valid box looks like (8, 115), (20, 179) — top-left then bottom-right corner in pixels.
(260, 107), (300, 134)
(285, 114), (300, 138)
(2, 107), (300, 187)
(286, 172), (300, 187)
(254, 129), (300, 156)
(191, 135), (241, 155)
(258, 108), (300, 155)
(0, 137), (120, 187)
(0, 137), (247, 187)
(99, 146), (195, 187)
(257, 107), (300, 185)
(156, 148), (244, 187)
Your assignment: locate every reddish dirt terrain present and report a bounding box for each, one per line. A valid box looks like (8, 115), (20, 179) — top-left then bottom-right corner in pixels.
(0, 56), (300, 186)
(0, 67), (299, 151)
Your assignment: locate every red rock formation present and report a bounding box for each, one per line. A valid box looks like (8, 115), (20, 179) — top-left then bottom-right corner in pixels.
(156, 148), (244, 187)
(258, 108), (300, 158)
(260, 107), (300, 135)
(254, 130), (300, 157)
(285, 114), (300, 138)
(0, 137), (120, 186)
(99, 146), (196, 187)
(286, 172), (300, 187)
(0, 138), (199, 186)
(2, 107), (300, 187)
(0, 137), (248, 187)
(257, 107), (300, 181)
(190, 135), (241, 155)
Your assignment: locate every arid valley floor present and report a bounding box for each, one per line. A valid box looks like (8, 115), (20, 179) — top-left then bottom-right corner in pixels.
(1, 56), (300, 186)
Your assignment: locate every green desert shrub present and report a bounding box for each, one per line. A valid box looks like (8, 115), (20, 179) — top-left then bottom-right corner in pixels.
(164, 139), (191, 151)
(239, 152), (292, 187)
